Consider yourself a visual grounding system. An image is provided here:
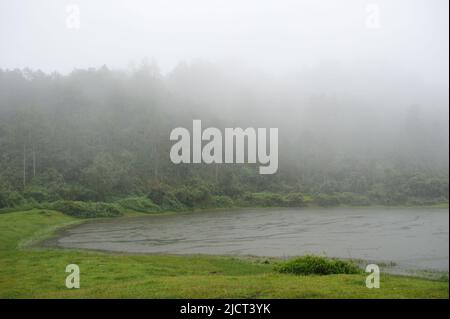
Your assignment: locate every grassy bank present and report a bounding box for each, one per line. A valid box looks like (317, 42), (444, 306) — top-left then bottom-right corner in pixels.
(1, 194), (448, 218)
(0, 209), (448, 298)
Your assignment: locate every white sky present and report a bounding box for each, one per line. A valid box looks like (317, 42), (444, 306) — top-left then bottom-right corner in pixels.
(0, 0), (448, 87)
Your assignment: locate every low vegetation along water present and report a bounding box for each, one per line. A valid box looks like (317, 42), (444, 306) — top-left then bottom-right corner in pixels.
(51, 208), (449, 273)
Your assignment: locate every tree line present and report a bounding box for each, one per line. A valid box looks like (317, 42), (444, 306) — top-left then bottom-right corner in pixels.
(0, 62), (448, 213)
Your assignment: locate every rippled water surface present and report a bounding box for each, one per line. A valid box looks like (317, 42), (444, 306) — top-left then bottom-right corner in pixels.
(52, 208), (449, 271)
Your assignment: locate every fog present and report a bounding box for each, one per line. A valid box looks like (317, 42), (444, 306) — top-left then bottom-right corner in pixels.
(1, 0), (448, 86)
(0, 1), (448, 205)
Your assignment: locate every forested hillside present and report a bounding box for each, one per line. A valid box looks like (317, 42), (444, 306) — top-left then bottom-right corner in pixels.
(0, 61), (448, 213)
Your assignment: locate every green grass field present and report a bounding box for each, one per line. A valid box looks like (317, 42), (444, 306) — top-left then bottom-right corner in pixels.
(0, 210), (448, 298)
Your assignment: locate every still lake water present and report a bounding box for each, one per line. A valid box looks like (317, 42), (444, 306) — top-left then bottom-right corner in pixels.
(53, 208), (449, 271)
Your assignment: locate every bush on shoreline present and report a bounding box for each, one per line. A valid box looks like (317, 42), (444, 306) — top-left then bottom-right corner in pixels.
(276, 255), (361, 275)
(51, 200), (122, 218)
(117, 196), (161, 213)
(1, 187), (448, 216)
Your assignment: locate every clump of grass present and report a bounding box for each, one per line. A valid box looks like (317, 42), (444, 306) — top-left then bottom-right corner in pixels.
(117, 196), (161, 213)
(51, 200), (122, 218)
(276, 255), (361, 275)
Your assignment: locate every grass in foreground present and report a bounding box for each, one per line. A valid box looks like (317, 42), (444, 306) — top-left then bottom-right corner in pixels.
(0, 210), (448, 298)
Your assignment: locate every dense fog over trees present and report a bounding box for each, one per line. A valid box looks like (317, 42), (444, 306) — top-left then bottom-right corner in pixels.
(0, 0), (448, 210)
(0, 61), (448, 208)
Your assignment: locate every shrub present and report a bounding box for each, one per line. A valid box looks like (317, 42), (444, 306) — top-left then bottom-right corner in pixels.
(161, 195), (185, 211)
(336, 192), (370, 206)
(265, 193), (285, 206)
(0, 188), (25, 209)
(284, 193), (306, 207)
(174, 188), (193, 207)
(243, 192), (285, 207)
(24, 169), (66, 202)
(276, 255), (361, 275)
(147, 183), (172, 205)
(314, 194), (340, 207)
(58, 184), (98, 201)
(209, 195), (234, 207)
(175, 185), (211, 208)
(24, 186), (55, 202)
(146, 183), (186, 211)
(117, 196), (161, 213)
(52, 200), (122, 218)
(93, 202), (122, 217)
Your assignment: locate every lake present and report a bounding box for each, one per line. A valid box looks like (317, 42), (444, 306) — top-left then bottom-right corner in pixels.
(51, 208), (449, 271)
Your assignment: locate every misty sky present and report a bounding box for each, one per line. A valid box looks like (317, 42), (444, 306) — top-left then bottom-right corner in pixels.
(0, 0), (448, 88)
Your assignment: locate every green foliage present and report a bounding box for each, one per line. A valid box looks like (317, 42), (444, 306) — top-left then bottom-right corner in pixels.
(264, 193), (285, 206)
(82, 152), (137, 200)
(57, 184), (98, 202)
(218, 172), (242, 197)
(242, 192), (284, 206)
(0, 180), (39, 213)
(405, 176), (449, 199)
(315, 194), (340, 207)
(117, 196), (161, 213)
(0, 68), (447, 209)
(147, 183), (171, 206)
(23, 185), (53, 202)
(208, 195), (234, 207)
(93, 202), (123, 217)
(174, 184), (211, 208)
(51, 200), (122, 218)
(283, 193), (306, 207)
(276, 255), (361, 275)
(161, 195), (185, 211)
(336, 192), (370, 206)
(146, 182), (185, 211)
(0, 186), (25, 209)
